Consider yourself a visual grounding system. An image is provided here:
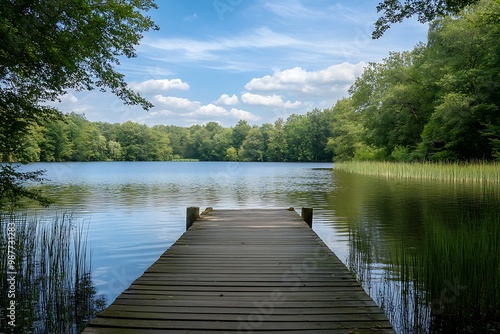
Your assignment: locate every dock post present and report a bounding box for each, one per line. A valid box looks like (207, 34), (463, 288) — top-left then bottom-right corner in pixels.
(301, 207), (313, 228)
(186, 206), (200, 230)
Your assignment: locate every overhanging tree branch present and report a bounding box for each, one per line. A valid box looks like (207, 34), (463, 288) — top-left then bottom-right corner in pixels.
(373, 0), (480, 38)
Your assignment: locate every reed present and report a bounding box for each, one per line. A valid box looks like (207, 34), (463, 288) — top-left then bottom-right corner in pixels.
(348, 222), (431, 333)
(386, 211), (500, 332)
(422, 211), (500, 332)
(335, 161), (500, 184)
(347, 209), (500, 333)
(0, 212), (105, 333)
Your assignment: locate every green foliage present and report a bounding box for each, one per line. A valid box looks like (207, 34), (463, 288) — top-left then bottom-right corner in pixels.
(422, 212), (500, 329)
(0, 0), (158, 207)
(390, 145), (412, 162)
(419, 93), (477, 160)
(335, 160), (500, 183)
(373, 0), (479, 38)
(284, 114), (315, 161)
(231, 120), (251, 151)
(339, 0), (500, 163)
(225, 147), (239, 161)
(0, 165), (52, 209)
(0, 0), (158, 158)
(326, 98), (363, 162)
(266, 118), (287, 162)
(239, 127), (265, 161)
(5, 110), (338, 164)
(353, 143), (386, 161)
(349, 47), (434, 158)
(0, 213), (105, 332)
(0, 0), (158, 109)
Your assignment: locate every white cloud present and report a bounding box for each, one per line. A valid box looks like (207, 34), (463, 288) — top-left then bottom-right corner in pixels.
(187, 104), (228, 116)
(185, 104), (261, 121)
(141, 27), (303, 63)
(60, 93), (78, 104)
(148, 109), (175, 117)
(215, 94), (239, 105)
(229, 108), (262, 121)
(142, 95), (260, 125)
(241, 93), (301, 109)
(153, 95), (199, 110)
(245, 62), (366, 95)
(129, 79), (189, 92)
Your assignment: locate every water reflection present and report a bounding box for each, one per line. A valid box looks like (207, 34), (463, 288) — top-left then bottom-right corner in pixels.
(334, 169), (500, 333)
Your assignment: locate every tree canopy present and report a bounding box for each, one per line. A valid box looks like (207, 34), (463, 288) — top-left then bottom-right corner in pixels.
(0, 0), (158, 208)
(5, 112), (335, 164)
(330, 0), (500, 161)
(373, 0), (480, 38)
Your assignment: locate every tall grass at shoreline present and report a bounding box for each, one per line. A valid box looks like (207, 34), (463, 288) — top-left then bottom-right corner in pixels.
(422, 211), (500, 332)
(348, 211), (500, 333)
(335, 161), (500, 184)
(0, 212), (105, 333)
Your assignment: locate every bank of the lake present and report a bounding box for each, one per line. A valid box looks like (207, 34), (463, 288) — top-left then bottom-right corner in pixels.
(335, 161), (500, 183)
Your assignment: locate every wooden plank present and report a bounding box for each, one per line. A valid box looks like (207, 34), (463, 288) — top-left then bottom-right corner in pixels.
(83, 208), (394, 333)
(104, 304), (386, 315)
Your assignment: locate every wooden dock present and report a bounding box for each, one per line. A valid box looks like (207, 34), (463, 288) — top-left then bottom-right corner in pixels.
(84, 208), (394, 333)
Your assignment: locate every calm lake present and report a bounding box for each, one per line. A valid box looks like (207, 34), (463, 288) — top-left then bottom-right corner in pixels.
(19, 161), (500, 333)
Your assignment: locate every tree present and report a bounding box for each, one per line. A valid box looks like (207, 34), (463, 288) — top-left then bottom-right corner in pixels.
(82, 123), (108, 161)
(267, 118), (287, 162)
(231, 120), (251, 152)
(326, 98), (364, 161)
(418, 0), (500, 159)
(306, 109), (334, 161)
(107, 141), (123, 161)
(212, 128), (233, 161)
(239, 127), (265, 161)
(373, 0), (479, 38)
(0, 0), (158, 207)
(259, 123), (273, 162)
(116, 121), (150, 161)
(0, 165), (52, 209)
(225, 147), (239, 161)
(349, 47), (435, 158)
(38, 119), (73, 162)
(419, 93), (478, 160)
(284, 114), (313, 162)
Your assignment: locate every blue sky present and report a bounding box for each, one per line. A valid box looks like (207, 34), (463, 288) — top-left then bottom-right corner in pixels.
(55, 0), (429, 127)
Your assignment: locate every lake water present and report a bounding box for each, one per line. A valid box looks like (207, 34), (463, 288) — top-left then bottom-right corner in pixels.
(19, 161), (499, 333)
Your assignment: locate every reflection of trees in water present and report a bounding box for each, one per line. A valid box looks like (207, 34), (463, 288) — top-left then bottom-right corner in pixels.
(0, 213), (105, 333)
(347, 202), (500, 333)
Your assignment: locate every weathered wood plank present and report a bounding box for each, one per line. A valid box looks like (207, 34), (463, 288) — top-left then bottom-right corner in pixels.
(104, 304), (386, 315)
(87, 317), (393, 330)
(83, 208), (394, 333)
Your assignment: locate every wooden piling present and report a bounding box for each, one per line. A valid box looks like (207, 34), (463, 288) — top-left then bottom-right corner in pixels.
(186, 206), (199, 230)
(301, 207), (313, 227)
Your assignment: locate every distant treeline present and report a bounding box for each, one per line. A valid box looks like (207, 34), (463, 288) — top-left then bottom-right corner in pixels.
(7, 0), (500, 164)
(11, 111), (334, 162)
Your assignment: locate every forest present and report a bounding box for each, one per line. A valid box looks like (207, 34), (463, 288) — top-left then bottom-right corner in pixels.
(9, 111), (334, 162)
(4, 0), (499, 164)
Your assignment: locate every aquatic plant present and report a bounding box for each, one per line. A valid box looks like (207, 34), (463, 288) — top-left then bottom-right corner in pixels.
(348, 210), (500, 333)
(0, 212), (105, 333)
(335, 161), (500, 184)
